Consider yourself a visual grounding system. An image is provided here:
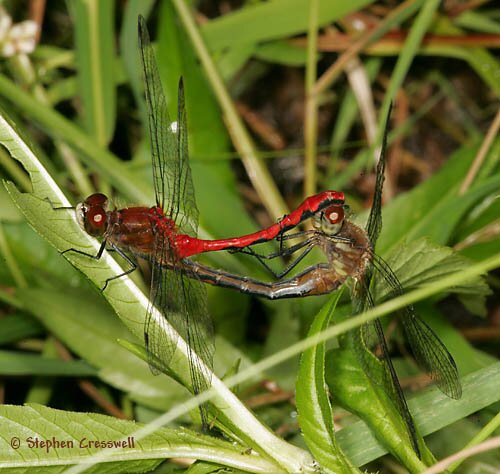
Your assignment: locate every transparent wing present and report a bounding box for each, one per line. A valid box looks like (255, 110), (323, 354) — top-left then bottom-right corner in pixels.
(144, 234), (179, 375)
(364, 102), (460, 399)
(366, 103), (391, 246)
(372, 253), (462, 399)
(138, 16), (198, 237)
(352, 274), (420, 456)
(174, 80), (199, 236)
(144, 232), (215, 426)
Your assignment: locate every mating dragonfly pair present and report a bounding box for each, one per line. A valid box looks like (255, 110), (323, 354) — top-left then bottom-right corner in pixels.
(66, 16), (461, 459)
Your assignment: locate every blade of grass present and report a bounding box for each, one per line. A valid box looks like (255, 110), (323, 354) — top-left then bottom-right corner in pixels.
(69, 0), (116, 146)
(0, 350), (96, 376)
(304, 0), (319, 198)
(315, 0), (424, 94)
(377, 0), (442, 157)
(448, 410), (500, 472)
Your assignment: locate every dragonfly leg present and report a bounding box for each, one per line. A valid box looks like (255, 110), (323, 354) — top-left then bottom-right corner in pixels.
(100, 243), (138, 291)
(237, 237), (317, 278)
(62, 241), (137, 291)
(273, 242), (317, 278)
(61, 239), (107, 260)
(46, 197), (74, 210)
(237, 230), (354, 279)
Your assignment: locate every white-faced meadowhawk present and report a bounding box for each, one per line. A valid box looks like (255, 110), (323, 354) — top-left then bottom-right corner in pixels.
(64, 16), (460, 449)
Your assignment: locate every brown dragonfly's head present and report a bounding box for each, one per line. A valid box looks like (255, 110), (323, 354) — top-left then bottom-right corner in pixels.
(312, 204), (345, 236)
(76, 193), (109, 237)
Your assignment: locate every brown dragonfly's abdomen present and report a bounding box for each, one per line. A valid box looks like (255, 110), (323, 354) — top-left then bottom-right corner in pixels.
(181, 260), (347, 300)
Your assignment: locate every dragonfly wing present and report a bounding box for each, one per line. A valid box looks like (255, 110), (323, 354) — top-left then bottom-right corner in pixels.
(176, 264), (215, 427)
(174, 80), (199, 237)
(372, 253), (462, 400)
(400, 308), (462, 399)
(138, 16), (199, 238)
(353, 276), (420, 456)
(145, 234), (214, 426)
(138, 16), (176, 212)
(144, 236), (179, 376)
(365, 103), (391, 247)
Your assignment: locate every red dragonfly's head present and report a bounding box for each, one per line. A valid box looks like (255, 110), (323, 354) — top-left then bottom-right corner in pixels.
(76, 193), (109, 237)
(312, 204), (345, 236)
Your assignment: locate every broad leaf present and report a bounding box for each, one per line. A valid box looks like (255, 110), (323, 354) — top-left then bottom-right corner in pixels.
(296, 290), (360, 474)
(0, 404), (277, 473)
(326, 348), (431, 472)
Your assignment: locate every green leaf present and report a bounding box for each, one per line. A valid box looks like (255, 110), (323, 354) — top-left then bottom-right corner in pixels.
(69, 0), (116, 146)
(376, 238), (491, 314)
(202, 0), (374, 51)
(0, 350), (96, 376)
(335, 361), (500, 466)
(255, 41), (309, 66)
(0, 404), (279, 472)
(119, 0), (155, 118)
(17, 287), (188, 411)
(326, 348), (431, 472)
(0, 184), (22, 221)
(454, 10), (500, 35)
(0, 314), (43, 345)
(378, 140), (500, 253)
(296, 290), (360, 473)
(262, 300), (301, 390)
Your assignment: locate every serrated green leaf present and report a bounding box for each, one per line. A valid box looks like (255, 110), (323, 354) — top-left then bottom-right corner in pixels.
(375, 238), (491, 315)
(296, 290), (360, 474)
(0, 404), (278, 473)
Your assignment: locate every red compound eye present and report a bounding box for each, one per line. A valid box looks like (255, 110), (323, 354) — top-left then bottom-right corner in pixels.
(85, 193), (108, 208)
(77, 193), (109, 237)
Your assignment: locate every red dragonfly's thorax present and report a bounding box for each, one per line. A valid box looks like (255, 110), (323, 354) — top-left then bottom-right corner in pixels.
(77, 194), (180, 261)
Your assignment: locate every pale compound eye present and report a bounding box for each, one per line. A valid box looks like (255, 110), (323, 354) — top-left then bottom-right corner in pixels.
(326, 209), (341, 224)
(320, 205), (345, 236)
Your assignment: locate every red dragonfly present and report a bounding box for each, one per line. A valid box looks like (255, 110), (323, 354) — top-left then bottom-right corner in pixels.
(185, 113), (462, 456)
(68, 16), (345, 425)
